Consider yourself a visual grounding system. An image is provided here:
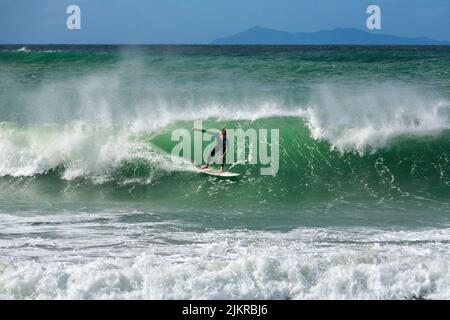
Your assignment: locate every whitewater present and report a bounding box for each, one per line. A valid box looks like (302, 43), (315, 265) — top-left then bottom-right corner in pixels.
(0, 45), (450, 299)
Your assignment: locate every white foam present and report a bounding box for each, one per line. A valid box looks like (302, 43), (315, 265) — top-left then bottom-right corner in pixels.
(303, 83), (450, 154)
(0, 122), (194, 180)
(0, 218), (449, 299)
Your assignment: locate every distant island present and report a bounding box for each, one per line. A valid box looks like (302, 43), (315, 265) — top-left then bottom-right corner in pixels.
(212, 26), (449, 45)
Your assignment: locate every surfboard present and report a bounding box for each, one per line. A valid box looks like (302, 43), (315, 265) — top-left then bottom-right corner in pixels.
(197, 167), (240, 178)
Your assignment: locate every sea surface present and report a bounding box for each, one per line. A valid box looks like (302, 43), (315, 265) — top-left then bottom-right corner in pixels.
(0, 45), (450, 299)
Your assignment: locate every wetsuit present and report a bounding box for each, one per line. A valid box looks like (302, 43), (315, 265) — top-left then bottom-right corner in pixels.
(203, 130), (227, 170)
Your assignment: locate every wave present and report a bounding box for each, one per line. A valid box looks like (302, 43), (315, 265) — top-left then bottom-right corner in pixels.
(0, 122), (189, 182)
(13, 46), (63, 54)
(305, 84), (450, 153)
(0, 46), (117, 65)
(0, 223), (449, 299)
(1, 115), (450, 206)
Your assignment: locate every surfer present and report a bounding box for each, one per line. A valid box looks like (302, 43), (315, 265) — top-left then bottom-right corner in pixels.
(193, 127), (227, 173)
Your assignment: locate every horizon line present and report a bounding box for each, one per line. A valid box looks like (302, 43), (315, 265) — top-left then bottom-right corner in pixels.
(2, 43), (450, 46)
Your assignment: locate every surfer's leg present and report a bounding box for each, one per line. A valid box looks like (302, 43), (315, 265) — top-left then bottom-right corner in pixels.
(201, 148), (216, 169)
(207, 148), (216, 164)
(219, 150), (225, 173)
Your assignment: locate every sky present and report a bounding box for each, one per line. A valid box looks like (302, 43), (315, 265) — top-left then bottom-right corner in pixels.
(0, 0), (449, 44)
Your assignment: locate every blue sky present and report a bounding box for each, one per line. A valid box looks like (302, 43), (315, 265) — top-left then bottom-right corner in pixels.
(0, 0), (449, 44)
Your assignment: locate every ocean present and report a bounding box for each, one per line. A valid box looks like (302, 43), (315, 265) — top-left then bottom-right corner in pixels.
(0, 45), (449, 299)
